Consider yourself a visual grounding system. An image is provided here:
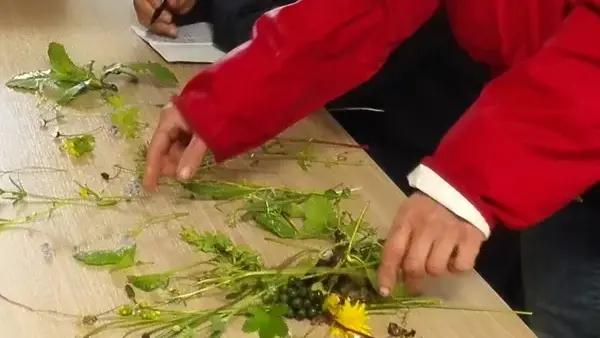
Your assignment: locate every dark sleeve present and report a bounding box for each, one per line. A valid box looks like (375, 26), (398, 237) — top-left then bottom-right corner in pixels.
(210, 0), (296, 52)
(173, 0), (296, 52)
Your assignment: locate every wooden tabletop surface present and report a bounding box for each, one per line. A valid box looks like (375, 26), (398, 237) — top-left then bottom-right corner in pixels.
(0, 1), (536, 337)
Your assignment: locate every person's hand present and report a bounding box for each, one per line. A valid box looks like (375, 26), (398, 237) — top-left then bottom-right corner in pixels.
(133, 0), (197, 38)
(376, 192), (485, 296)
(142, 103), (207, 190)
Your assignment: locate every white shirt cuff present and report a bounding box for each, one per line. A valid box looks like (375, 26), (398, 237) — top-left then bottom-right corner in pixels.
(407, 164), (491, 239)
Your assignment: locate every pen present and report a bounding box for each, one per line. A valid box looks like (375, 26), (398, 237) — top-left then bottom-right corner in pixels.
(150, 0), (169, 25)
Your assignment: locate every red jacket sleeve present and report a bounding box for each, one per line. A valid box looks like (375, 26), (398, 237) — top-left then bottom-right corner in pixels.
(172, 0), (439, 162)
(422, 4), (600, 230)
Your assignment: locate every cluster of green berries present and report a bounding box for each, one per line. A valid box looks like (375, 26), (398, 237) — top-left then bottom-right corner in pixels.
(264, 277), (326, 321)
(116, 301), (160, 320)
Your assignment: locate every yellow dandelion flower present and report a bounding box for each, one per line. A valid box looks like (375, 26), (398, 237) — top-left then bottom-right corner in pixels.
(324, 293), (342, 314)
(329, 326), (352, 338)
(333, 299), (372, 336)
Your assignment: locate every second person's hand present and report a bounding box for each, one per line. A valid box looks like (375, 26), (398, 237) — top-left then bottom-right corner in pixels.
(133, 0), (197, 38)
(142, 103), (208, 191)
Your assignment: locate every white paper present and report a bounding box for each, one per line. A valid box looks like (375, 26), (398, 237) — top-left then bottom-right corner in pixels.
(131, 22), (226, 63)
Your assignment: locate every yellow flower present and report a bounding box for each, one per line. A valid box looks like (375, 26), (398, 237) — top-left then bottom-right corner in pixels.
(324, 294), (372, 337)
(329, 326), (352, 338)
(335, 299), (371, 335)
(324, 293), (342, 314)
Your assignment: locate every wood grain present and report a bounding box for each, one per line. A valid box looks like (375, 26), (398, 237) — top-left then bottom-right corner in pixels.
(0, 1), (536, 337)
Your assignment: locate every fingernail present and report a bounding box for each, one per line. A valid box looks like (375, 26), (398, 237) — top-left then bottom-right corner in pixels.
(178, 167), (191, 180)
(379, 287), (390, 297)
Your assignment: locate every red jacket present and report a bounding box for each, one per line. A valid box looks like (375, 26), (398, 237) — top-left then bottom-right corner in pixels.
(172, 0), (600, 231)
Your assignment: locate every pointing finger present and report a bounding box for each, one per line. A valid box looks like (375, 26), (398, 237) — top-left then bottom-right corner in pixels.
(377, 223), (410, 297)
(143, 130), (171, 191)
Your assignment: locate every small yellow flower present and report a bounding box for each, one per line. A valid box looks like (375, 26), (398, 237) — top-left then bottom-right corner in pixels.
(335, 299), (371, 335)
(324, 293), (342, 314)
(324, 294), (372, 338)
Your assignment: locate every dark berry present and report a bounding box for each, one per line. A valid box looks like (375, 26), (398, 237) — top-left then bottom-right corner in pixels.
(295, 308), (307, 320)
(302, 298), (312, 309)
(278, 293), (290, 304)
(306, 307), (318, 319)
(290, 297), (303, 309)
(311, 290), (324, 300)
(286, 288), (298, 298)
(290, 278), (304, 288)
(297, 287), (308, 298)
(285, 307), (295, 318)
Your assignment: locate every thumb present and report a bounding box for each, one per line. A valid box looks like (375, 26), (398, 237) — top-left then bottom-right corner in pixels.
(177, 135), (207, 180)
(377, 228), (409, 297)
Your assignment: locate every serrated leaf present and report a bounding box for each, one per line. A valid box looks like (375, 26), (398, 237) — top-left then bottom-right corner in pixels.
(302, 195), (336, 236)
(47, 42), (89, 82)
(252, 211), (298, 238)
(73, 245), (136, 267)
(242, 306), (289, 338)
(182, 181), (255, 200)
(127, 62), (178, 86)
(60, 134), (95, 158)
(127, 272), (172, 292)
(5, 70), (51, 91)
(179, 227), (263, 271)
(111, 106), (142, 139)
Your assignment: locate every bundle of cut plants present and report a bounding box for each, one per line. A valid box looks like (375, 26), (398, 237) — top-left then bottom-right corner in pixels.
(80, 204), (440, 338)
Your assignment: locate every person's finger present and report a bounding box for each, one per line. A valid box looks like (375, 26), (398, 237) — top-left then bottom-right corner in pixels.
(426, 229), (459, 276)
(135, 0), (173, 26)
(168, 141), (185, 164)
(177, 136), (207, 180)
(167, 0), (186, 9)
(150, 22), (177, 37)
(162, 160), (178, 178)
(403, 276), (423, 295)
(377, 222), (410, 297)
(401, 227), (435, 280)
(449, 229), (482, 273)
(143, 109), (181, 190)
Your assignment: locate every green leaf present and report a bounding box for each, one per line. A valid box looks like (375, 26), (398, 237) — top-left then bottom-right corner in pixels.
(73, 245), (136, 268)
(182, 181), (256, 200)
(302, 195), (336, 236)
(282, 202), (304, 218)
(111, 106), (143, 139)
(5, 70), (51, 91)
(209, 315), (226, 338)
(242, 306), (289, 338)
(47, 42), (89, 82)
(126, 272), (172, 292)
(56, 80), (91, 105)
(252, 212), (298, 238)
(179, 227), (263, 271)
(60, 134), (95, 158)
(127, 62), (178, 86)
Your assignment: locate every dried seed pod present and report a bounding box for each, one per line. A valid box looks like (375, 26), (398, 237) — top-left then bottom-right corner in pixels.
(124, 284), (136, 302)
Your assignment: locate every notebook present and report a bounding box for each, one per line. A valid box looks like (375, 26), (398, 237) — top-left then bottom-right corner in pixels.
(131, 22), (226, 63)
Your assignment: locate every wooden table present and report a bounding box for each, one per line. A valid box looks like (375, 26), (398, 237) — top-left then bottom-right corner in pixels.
(0, 1), (536, 337)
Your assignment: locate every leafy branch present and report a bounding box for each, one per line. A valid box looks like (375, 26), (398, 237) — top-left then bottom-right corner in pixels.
(5, 42), (178, 106)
